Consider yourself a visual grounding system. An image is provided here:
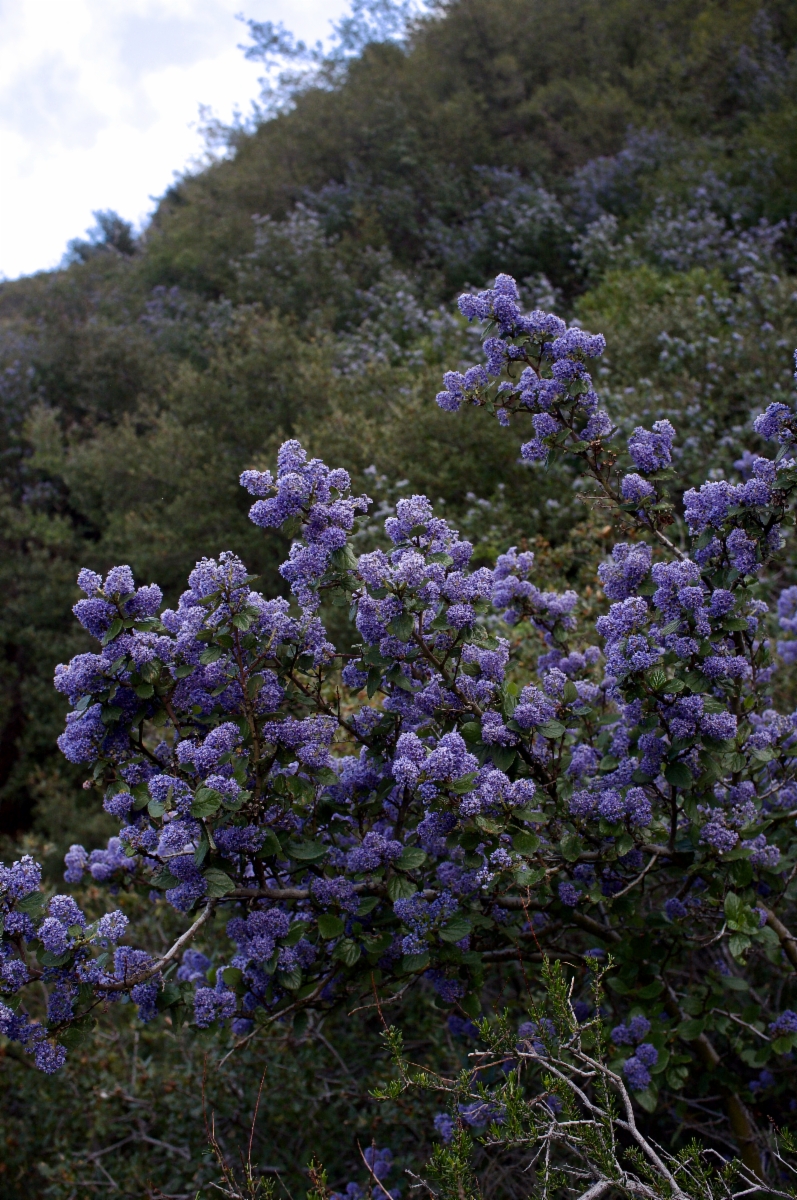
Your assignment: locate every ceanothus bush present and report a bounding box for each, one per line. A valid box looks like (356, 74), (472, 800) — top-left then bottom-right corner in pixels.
(5, 272), (797, 1180)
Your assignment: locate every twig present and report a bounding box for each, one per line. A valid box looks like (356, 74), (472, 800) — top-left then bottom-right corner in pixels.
(100, 902), (216, 992)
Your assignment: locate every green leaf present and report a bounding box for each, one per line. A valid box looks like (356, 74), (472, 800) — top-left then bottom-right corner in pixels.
(401, 952), (430, 973)
(387, 669), (415, 692)
(102, 618), (123, 645)
(330, 544), (358, 571)
(634, 1087), (658, 1112)
(539, 720), (566, 739)
(488, 746), (516, 771)
(150, 869), (180, 890)
(724, 892), (760, 934)
(616, 833), (634, 857)
(512, 831), (540, 856)
(286, 840), (328, 861)
(246, 674), (265, 698)
(475, 815), (501, 835)
(332, 938), (362, 967)
(388, 612), (414, 641)
(661, 678), (685, 694)
(278, 967), (302, 990)
(729, 933), (751, 959)
(366, 668), (383, 698)
(317, 913), (345, 939)
(397, 847), (427, 871)
(721, 975), (748, 991)
(664, 762), (693, 789)
(666, 1065), (689, 1089)
(772, 1034), (796, 1055)
(258, 829), (282, 858)
(636, 980), (664, 999)
(439, 918), (472, 943)
(283, 920), (306, 947)
(40, 950), (73, 968)
(202, 868), (235, 898)
(222, 967), (243, 989)
(460, 992), (481, 1018)
(515, 865), (545, 887)
(449, 772), (478, 795)
(16, 891), (46, 915)
(387, 875), (417, 901)
(199, 646), (223, 665)
(730, 859), (753, 888)
(606, 977), (629, 995)
(58, 1016), (97, 1049)
(158, 982), (184, 1009)
(559, 831), (583, 862)
(562, 680), (579, 703)
(678, 1018), (706, 1041)
(191, 789), (221, 818)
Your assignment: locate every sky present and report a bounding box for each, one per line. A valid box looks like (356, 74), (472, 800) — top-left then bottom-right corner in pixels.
(0, 0), (351, 281)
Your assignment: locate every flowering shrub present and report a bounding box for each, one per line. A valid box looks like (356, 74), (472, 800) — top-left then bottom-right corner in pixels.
(5, 271), (797, 1184)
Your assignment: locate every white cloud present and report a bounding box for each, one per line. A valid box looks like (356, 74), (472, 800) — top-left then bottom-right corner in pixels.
(0, 0), (351, 280)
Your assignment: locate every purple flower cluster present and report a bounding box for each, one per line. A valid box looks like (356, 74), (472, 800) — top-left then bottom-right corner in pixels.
(23, 287), (796, 1110)
(627, 420), (675, 473)
(242, 440), (370, 609)
(438, 276), (607, 450)
(0, 855), (129, 1071)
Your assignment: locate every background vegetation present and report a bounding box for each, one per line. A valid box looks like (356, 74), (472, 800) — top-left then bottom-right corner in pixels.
(3, 0), (797, 1193)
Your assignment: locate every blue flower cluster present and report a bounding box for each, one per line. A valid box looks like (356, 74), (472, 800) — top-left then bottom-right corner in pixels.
(0, 273), (790, 1149)
(0, 856), (129, 1070)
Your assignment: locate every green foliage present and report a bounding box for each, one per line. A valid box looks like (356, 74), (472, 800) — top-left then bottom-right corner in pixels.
(379, 958), (797, 1198)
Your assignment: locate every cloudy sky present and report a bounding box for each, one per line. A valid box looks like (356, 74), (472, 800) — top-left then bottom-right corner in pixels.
(0, 0), (350, 280)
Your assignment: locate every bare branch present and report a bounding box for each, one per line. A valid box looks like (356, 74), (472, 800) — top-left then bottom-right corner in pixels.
(100, 901), (217, 993)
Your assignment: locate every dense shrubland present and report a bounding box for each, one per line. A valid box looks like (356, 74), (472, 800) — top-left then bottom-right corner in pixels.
(4, 1), (797, 1195)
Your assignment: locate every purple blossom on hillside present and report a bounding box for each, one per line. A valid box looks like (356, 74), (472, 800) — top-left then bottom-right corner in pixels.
(1, 856), (41, 898)
(598, 543), (652, 602)
(769, 1011), (797, 1037)
(754, 402), (793, 442)
(35, 1044), (68, 1074)
(627, 420), (675, 473)
(433, 1114), (455, 1143)
(25, 278), (797, 1100)
(665, 897), (688, 920)
(622, 1055), (651, 1090)
(620, 474), (655, 505)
